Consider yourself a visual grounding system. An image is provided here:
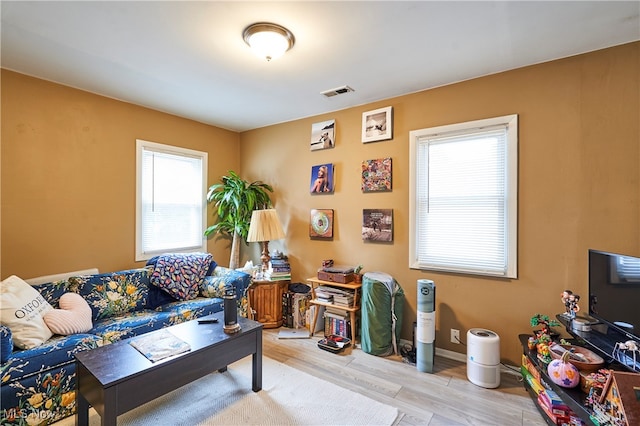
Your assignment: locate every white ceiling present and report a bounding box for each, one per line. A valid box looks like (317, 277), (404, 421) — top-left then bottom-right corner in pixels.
(2, 1), (639, 132)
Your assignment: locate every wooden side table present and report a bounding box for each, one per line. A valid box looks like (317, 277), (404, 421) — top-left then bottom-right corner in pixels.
(306, 276), (362, 341)
(248, 279), (289, 328)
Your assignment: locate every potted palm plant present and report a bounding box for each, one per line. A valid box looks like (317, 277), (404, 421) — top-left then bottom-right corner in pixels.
(205, 171), (274, 269)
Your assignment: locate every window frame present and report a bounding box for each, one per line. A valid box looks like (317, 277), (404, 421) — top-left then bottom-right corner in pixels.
(135, 139), (208, 262)
(408, 114), (518, 278)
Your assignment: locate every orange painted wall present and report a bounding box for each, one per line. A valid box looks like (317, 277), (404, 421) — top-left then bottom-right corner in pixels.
(1, 42), (638, 364)
(1, 70), (240, 278)
(239, 42), (639, 363)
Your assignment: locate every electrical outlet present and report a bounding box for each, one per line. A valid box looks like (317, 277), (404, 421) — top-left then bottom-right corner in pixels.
(451, 329), (460, 344)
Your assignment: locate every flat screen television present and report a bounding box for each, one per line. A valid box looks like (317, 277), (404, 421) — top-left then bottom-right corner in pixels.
(588, 249), (640, 342)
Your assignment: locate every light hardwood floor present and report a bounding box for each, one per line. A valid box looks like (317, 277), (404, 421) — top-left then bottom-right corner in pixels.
(263, 328), (547, 426)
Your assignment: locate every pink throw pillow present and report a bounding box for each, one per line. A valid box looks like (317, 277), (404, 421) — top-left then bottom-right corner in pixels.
(43, 293), (93, 335)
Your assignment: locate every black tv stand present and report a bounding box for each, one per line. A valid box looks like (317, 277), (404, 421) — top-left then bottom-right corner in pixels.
(519, 334), (593, 425)
(556, 315), (640, 373)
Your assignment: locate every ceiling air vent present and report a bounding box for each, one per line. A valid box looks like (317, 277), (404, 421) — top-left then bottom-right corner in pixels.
(321, 85), (354, 98)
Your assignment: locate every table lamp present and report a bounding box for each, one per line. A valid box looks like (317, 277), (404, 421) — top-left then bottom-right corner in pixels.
(247, 209), (286, 276)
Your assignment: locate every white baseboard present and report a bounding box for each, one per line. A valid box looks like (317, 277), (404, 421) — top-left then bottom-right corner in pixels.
(399, 338), (466, 362)
(398, 339), (520, 376)
(435, 347), (466, 362)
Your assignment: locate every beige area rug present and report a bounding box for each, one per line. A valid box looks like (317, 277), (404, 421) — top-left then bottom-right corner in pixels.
(55, 356), (398, 425)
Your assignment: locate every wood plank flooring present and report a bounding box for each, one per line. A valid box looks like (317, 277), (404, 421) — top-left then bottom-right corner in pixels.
(263, 328), (547, 426)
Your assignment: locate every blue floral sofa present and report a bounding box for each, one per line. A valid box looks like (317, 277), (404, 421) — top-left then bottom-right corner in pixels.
(0, 258), (251, 425)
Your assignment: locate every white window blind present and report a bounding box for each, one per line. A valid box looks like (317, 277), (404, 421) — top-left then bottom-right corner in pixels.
(409, 115), (518, 278)
(616, 256), (640, 282)
(136, 140), (207, 261)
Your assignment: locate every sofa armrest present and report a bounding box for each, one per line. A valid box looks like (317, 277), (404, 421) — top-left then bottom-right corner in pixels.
(1, 325), (12, 363)
(200, 267), (252, 317)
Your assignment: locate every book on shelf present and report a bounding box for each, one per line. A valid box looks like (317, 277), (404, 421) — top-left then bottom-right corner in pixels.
(265, 273), (291, 281)
(325, 306), (348, 316)
(314, 288), (334, 303)
(269, 264), (291, 272)
(282, 291), (293, 327)
(282, 290), (311, 329)
(305, 304), (325, 333)
(268, 259), (291, 273)
(323, 310), (351, 339)
(315, 285), (355, 307)
(264, 257), (291, 280)
(333, 294), (354, 307)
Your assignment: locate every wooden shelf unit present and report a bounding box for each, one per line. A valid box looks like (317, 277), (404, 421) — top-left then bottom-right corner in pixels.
(306, 276), (361, 342)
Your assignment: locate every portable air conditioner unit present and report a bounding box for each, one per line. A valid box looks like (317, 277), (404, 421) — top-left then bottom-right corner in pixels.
(466, 328), (501, 388)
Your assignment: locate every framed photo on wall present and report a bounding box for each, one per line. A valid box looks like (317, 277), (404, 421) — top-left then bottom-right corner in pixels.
(310, 209), (334, 239)
(361, 157), (392, 192)
(310, 119), (335, 151)
(362, 106), (393, 143)
(362, 209), (393, 242)
(310, 163), (334, 194)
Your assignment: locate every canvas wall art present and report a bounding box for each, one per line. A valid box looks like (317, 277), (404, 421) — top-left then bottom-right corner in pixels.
(310, 119), (335, 151)
(310, 209), (334, 239)
(362, 106), (393, 143)
(362, 209), (393, 242)
(310, 163), (334, 194)
(361, 157), (392, 192)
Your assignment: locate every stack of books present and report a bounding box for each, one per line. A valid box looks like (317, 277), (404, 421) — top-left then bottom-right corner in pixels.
(305, 304), (325, 333)
(333, 291), (355, 308)
(316, 285), (355, 307)
(282, 291), (311, 329)
(266, 257), (291, 281)
(324, 307), (351, 339)
(314, 287), (334, 303)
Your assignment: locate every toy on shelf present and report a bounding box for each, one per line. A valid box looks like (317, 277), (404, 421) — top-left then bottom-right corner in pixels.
(560, 289), (580, 319)
(612, 340), (640, 372)
(531, 313), (560, 337)
(530, 313), (561, 363)
(547, 351), (580, 388)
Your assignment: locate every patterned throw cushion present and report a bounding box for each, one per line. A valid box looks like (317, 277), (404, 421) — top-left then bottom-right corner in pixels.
(0, 275), (53, 349)
(43, 293), (93, 335)
(147, 255), (217, 276)
(150, 253), (213, 300)
(71, 269), (150, 321)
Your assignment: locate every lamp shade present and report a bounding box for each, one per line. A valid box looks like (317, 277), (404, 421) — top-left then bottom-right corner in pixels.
(243, 22), (294, 61)
(247, 209), (285, 242)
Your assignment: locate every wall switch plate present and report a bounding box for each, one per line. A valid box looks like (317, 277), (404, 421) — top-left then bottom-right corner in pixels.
(451, 329), (460, 344)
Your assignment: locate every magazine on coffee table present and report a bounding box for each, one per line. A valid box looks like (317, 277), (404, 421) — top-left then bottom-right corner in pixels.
(129, 329), (191, 362)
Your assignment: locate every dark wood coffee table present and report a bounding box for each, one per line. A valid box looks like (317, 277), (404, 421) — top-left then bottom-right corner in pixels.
(75, 312), (262, 425)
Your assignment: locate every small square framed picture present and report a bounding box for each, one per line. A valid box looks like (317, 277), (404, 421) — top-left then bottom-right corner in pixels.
(362, 106), (393, 143)
(310, 163), (334, 194)
(310, 209), (334, 239)
(310, 119), (335, 151)
(361, 157), (392, 192)
(362, 209), (393, 242)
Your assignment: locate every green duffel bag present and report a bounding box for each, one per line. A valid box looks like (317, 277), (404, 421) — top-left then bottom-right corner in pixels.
(360, 272), (404, 356)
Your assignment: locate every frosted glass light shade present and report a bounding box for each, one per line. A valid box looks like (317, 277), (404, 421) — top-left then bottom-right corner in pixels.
(243, 23), (294, 61)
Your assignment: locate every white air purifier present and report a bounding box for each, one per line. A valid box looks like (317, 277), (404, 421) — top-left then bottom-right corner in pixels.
(466, 328), (501, 388)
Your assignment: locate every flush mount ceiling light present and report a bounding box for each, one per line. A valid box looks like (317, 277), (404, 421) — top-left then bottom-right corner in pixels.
(243, 22), (295, 61)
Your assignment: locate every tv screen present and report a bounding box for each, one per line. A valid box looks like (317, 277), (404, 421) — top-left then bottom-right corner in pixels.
(589, 249), (640, 341)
